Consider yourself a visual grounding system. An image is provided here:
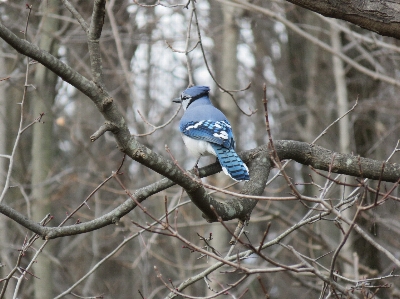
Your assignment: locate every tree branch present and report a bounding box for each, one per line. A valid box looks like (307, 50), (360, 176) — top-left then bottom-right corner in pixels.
(270, 140), (400, 182)
(1, 140), (399, 239)
(284, 0), (400, 40)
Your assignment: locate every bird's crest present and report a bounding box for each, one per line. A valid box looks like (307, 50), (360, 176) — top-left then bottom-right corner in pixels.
(179, 86), (210, 110)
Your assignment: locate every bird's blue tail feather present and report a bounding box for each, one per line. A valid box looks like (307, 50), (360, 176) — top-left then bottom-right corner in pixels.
(211, 145), (250, 181)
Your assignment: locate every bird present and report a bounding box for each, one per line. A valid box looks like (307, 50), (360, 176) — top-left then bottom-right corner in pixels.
(173, 85), (250, 181)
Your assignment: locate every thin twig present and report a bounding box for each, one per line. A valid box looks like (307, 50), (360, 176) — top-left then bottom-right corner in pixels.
(190, 0), (255, 116)
(312, 97), (358, 144)
(263, 83), (302, 199)
(0, 5), (33, 204)
(224, 0), (400, 88)
(133, 106), (181, 137)
(61, 0), (89, 31)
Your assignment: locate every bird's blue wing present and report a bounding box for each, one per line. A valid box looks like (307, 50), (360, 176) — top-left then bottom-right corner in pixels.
(180, 120), (235, 149)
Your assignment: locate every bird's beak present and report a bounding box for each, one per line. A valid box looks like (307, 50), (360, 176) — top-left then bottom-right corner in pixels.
(172, 98), (181, 104)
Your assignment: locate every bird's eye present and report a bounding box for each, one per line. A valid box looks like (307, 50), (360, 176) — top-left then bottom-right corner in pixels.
(181, 95), (191, 101)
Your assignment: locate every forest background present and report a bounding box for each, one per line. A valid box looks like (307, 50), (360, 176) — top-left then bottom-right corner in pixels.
(1, 0), (400, 298)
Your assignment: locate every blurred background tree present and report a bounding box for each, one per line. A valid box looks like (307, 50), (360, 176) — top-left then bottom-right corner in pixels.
(1, 1), (400, 298)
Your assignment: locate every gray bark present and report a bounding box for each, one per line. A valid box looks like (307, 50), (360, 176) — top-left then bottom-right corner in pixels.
(285, 0), (400, 39)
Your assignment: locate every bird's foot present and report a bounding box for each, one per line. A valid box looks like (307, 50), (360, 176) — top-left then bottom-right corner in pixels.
(192, 164), (200, 178)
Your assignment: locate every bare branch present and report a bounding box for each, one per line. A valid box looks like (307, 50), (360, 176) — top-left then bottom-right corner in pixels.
(0, 6), (34, 204)
(133, 106), (181, 137)
(61, 0), (89, 32)
(190, 0), (255, 116)
(283, 0), (400, 40)
(88, 0), (106, 84)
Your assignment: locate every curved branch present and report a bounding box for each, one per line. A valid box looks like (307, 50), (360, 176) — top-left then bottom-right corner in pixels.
(284, 0), (400, 40)
(1, 140), (399, 239)
(271, 140), (400, 182)
(0, 22), (101, 104)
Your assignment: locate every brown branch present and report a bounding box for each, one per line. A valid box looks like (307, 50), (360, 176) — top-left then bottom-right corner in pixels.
(329, 192), (364, 280)
(20, 112), (45, 134)
(283, 0), (400, 40)
(263, 83), (302, 199)
(269, 141), (400, 183)
(1, 140), (400, 239)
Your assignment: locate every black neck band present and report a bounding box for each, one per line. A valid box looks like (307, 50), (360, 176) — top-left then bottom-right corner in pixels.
(186, 91), (208, 109)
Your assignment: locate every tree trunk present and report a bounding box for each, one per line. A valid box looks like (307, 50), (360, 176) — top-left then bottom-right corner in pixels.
(0, 48), (14, 299)
(208, 2), (241, 296)
(31, 1), (60, 298)
(330, 20), (354, 278)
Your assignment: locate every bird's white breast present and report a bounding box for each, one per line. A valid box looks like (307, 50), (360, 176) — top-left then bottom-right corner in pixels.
(182, 135), (216, 158)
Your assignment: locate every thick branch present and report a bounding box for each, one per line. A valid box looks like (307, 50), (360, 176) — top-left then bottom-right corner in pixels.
(271, 140), (400, 182)
(0, 160), (225, 239)
(2, 141), (399, 239)
(284, 0), (400, 40)
(181, 149), (271, 223)
(210, 150), (271, 221)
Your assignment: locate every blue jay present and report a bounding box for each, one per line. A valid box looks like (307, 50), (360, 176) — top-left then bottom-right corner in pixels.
(173, 86), (250, 181)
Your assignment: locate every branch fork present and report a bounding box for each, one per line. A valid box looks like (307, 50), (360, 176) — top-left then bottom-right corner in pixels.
(90, 121), (119, 142)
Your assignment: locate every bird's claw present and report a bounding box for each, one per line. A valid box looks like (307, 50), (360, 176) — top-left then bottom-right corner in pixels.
(192, 164), (200, 177)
